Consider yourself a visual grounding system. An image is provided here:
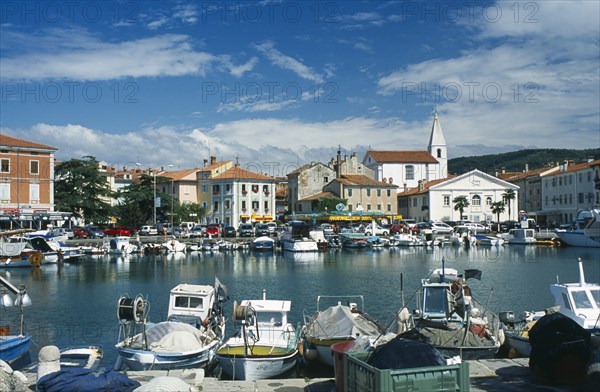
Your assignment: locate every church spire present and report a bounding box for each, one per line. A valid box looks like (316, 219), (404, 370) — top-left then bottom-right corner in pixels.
(428, 111), (448, 179)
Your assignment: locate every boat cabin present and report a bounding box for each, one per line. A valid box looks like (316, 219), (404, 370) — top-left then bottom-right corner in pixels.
(550, 262), (600, 331)
(241, 299), (291, 327)
(168, 284), (216, 324)
(418, 268), (473, 323)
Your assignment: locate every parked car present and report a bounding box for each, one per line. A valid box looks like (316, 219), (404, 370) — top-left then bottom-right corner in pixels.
(400, 219), (417, 228)
(205, 224), (220, 237)
(499, 220), (520, 232)
(139, 225), (158, 236)
(363, 224), (389, 236)
(430, 221), (453, 234)
(103, 226), (132, 236)
(223, 226), (237, 238)
(254, 223), (270, 237)
(182, 225), (205, 238)
(415, 222), (432, 234)
(266, 222), (278, 236)
(72, 227), (89, 239)
(64, 228), (75, 239)
(238, 223), (254, 237)
(85, 226), (105, 238)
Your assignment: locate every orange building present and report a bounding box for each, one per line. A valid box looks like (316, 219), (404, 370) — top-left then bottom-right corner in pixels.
(0, 134), (60, 226)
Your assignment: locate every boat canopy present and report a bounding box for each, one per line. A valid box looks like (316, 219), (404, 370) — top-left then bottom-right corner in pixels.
(306, 304), (382, 340)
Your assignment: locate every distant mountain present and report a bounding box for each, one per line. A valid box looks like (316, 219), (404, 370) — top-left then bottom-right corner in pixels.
(448, 148), (600, 175)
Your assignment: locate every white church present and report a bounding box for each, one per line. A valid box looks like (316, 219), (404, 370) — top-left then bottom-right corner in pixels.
(362, 112), (448, 191)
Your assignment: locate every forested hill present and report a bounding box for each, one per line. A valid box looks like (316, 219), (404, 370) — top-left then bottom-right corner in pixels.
(448, 148), (600, 175)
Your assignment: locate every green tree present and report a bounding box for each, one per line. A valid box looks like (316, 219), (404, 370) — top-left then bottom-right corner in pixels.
(115, 174), (177, 227)
(502, 188), (516, 220)
(310, 197), (346, 213)
(54, 156), (113, 224)
(176, 202), (206, 224)
(453, 195), (470, 221)
(490, 201), (505, 232)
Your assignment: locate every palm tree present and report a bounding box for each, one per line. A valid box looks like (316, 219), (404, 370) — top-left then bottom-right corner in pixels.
(502, 189), (516, 220)
(453, 196), (470, 221)
(491, 201), (505, 232)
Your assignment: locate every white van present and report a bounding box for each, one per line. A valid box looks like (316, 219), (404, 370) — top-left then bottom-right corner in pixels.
(179, 222), (195, 232)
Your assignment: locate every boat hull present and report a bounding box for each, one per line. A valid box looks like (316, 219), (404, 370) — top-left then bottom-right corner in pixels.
(216, 349), (298, 380)
(555, 230), (600, 248)
(116, 339), (219, 371)
(281, 240), (318, 252)
(0, 335), (32, 363)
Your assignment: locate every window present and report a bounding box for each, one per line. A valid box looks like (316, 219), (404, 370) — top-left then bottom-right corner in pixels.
(437, 148), (442, 158)
(377, 204), (381, 211)
(212, 185), (220, 195)
(387, 204), (392, 211)
(297, 204), (303, 212)
(252, 201), (259, 210)
(0, 159), (8, 173)
(387, 189), (391, 197)
(366, 189), (371, 197)
(323, 176), (328, 183)
(264, 201), (269, 210)
(348, 204), (353, 212)
(226, 184), (231, 192)
(242, 184), (247, 193)
(406, 165), (414, 180)
(472, 195), (481, 206)
(174, 296), (203, 310)
(422, 196), (427, 206)
(224, 200), (230, 209)
(486, 197), (492, 206)
(413, 198), (417, 207)
(263, 185), (269, 193)
(30, 184), (39, 202)
(213, 201), (219, 211)
(30, 160), (39, 175)
(443, 195), (450, 206)
(367, 204), (371, 211)
(377, 189), (381, 197)
(347, 189), (352, 197)
(579, 173), (583, 183)
(241, 200), (246, 209)
(579, 193), (584, 203)
(0, 183), (9, 201)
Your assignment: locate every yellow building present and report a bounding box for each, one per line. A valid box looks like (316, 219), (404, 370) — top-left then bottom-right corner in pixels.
(196, 156), (232, 222)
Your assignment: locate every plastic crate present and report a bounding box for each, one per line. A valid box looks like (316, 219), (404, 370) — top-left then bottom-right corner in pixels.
(344, 352), (470, 392)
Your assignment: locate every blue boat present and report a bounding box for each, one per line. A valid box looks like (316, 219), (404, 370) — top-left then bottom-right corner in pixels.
(252, 236), (275, 251)
(0, 334), (32, 363)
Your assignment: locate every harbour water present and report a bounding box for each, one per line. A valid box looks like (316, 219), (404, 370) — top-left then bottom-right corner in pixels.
(1, 245), (599, 373)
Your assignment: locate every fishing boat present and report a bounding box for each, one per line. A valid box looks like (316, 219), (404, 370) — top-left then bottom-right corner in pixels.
(0, 275), (33, 365)
(473, 234), (505, 247)
(555, 209), (600, 248)
(390, 233), (425, 247)
(301, 295), (386, 367)
(252, 236), (275, 251)
(502, 228), (536, 245)
(215, 290), (299, 380)
(404, 265), (503, 360)
(109, 236), (138, 254)
(115, 278), (229, 371)
(339, 229), (370, 248)
(24, 345), (104, 371)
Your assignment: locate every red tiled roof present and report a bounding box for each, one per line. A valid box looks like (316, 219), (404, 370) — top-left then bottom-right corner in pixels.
(544, 161), (599, 177)
(338, 174), (398, 188)
(161, 168), (202, 181)
(397, 176), (455, 196)
(0, 134), (58, 151)
(211, 166), (275, 181)
(366, 150), (438, 164)
(501, 167), (554, 181)
(299, 191), (336, 201)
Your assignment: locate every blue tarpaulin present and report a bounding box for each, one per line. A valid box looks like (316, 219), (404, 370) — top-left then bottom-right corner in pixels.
(37, 368), (141, 392)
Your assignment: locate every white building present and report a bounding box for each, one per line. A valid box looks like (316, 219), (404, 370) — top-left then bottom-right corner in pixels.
(397, 169), (519, 223)
(363, 113), (448, 190)
(209, 164), (276, 227)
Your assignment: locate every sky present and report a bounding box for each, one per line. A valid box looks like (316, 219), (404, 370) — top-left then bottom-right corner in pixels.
(1, 0), (599, 177)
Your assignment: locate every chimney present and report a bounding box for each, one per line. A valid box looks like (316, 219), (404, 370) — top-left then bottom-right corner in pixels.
(588, 156), (594, 163)
(403, 183), (408, 193)
(525, 163), (529, 173)
(210, 156), (217, 165)
(336, 148), (341, 178)
(203, 159), (208, 167)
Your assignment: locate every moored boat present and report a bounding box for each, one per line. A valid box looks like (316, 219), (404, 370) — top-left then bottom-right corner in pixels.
(215, 290), (299, 380)
(252, 236), (275, 251)
(115, 278), (229, 371)
(554, 209), (600, 248)
(502, 228), (536, 245)
(0, 275), (33, 366)
(301, 295), (385, 367)
(280, 221), (318, 252)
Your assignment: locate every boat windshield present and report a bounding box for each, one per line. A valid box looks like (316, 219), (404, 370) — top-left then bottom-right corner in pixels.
(174, 296), (204, 310)
(591, 289), (600, 307)
(256, 311), (283, 325)
(571, 290), (594, 310)
(423, 287), (447, 316)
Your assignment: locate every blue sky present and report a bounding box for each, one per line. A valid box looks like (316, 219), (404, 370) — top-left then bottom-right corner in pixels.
(1, 1), (599, 176)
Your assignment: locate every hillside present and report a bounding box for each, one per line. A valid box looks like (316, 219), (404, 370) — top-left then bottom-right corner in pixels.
(448, 148), (600, 175)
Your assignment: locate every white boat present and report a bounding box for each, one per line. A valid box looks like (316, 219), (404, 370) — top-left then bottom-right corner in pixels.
(339, 229), (370, 248)
(390, 233), (425, 246)
(115, 279), (229, 371)
(502, 228), (536, 245)
(555, 209), (600, 248)
(0, 233), (29, 257)
(280, 221), (318, 252)
(24, 345), (104, 371)
(109, 236), (138, 254)
(161, 239), (187, 253)
(301, 295), (385, 367)
(253, 236), (275, 251)
(502, 259), (600, 357)
(473, 234), (505, 247)
(215, 290), (299, 380)
(405, 265), (502, 360)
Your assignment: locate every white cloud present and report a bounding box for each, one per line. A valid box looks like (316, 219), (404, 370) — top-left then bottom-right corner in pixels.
(254, 41), (324, 83)
(1, 31), (216, 81)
